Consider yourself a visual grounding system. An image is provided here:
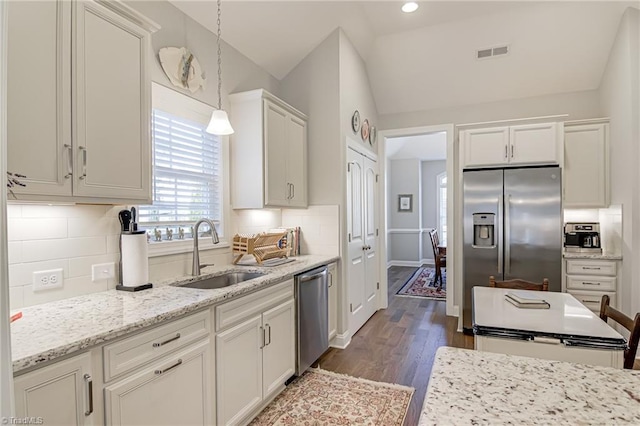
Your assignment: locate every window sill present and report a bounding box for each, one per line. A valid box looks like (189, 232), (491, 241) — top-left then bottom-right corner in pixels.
(147, 238), (230, 258)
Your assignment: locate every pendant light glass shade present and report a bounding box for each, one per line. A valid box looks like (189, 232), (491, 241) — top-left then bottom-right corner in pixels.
(206, 109), (234, 135)
(206, 0), (234, 135)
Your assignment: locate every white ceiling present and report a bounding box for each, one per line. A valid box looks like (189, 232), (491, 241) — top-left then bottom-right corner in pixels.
(386, 132), (447, 161)
(170, 0), (638, 116)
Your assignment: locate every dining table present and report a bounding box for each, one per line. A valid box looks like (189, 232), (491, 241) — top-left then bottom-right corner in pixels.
(472, 286), (627, 368)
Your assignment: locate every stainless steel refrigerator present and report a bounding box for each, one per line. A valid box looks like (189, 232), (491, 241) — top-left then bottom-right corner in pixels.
(463, 166), (562, 332)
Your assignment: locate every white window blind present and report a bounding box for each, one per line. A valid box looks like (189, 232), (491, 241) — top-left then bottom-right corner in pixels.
(139, 84), (223, 240)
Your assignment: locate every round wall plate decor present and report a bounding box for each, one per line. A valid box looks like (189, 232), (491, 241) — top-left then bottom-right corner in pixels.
(369, 126), (377, 146)
(361, 119), (370, 142)
(351, 110), (361, 133)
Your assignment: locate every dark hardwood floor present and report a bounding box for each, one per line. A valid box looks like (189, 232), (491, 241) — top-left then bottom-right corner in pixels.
(318, 266), (473, 426)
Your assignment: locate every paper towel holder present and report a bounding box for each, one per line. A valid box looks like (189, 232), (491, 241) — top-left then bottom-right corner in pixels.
(117, 230), (153, 292)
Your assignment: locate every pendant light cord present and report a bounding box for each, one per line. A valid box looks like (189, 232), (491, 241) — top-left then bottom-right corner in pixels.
(217, 0), (223, 111)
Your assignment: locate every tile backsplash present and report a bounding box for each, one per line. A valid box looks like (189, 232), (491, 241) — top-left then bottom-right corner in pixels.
(7, 203), (341, 310)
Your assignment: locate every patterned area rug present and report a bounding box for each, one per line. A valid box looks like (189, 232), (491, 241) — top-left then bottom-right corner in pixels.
(250, 369), (414, 426)
(396, 266), (446, 300)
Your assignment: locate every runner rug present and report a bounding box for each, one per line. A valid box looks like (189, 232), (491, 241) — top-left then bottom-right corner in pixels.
(396, 266), (446, 300)
(250, 369), (414, 426)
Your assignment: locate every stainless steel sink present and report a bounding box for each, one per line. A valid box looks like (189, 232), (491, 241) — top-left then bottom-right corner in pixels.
(178, 272), (265, 290)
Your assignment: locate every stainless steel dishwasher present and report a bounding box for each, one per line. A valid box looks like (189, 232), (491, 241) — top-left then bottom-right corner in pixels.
(295, 265), (329, 376)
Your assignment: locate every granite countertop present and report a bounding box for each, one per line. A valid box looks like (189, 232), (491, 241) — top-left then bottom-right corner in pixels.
(419, 347), (640, 425)
(10, 254), (338, 373)
(563, 252), (622, 260)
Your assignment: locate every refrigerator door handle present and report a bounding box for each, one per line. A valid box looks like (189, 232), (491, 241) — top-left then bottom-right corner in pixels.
(505, 194), (511, 275)
(497, 195), (503, 274)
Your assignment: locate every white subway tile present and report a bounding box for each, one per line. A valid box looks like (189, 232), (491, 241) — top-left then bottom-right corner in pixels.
(106, 235), (120, 254)
(8, 242), (22, 264)
(9, 286), (24, 310)
(68, 216), (120, 238)
(22, 237), (106, 262)
(8, 218), (68, 241)
(69, 254), (119, 278)
(23, 276), (106, 307)
(9, 259), (69, 287)
(6, 205), (22, 218)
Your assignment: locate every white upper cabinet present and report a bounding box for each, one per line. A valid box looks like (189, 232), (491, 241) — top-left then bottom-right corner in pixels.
(563, 122), (609, 208)
(7, 0), (158, 203)
(462, 122), (561, 168)
(230, 89), (308, 209)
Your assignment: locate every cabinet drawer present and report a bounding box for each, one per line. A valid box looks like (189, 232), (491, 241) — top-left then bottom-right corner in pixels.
(215, 279), (293, 332)
(566, 275), (616, 291)
(566, 259), (616, 276)
(567, 290), (615, 312)
(103, 310), (210, 382)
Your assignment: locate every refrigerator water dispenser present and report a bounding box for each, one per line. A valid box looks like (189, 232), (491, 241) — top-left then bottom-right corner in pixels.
(472, 213), (495, 248)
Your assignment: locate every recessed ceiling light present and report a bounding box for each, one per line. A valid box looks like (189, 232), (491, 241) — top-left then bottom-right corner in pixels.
(402, 2), (419, 13)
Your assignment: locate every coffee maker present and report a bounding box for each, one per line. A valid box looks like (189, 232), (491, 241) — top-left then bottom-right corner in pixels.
(564, 222), (602, 253)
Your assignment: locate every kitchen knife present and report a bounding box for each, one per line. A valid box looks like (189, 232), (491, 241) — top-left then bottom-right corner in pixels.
(131, 207), (137, 231)
(118, 209), (132, 233)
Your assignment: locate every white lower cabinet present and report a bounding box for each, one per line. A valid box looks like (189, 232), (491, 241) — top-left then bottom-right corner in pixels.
(566, 258), (618, 312)
(14, 352), (96, 425)
(216, 280), (295, 425)
(104, 340), (211, 425)
(328, 262), (338, 342)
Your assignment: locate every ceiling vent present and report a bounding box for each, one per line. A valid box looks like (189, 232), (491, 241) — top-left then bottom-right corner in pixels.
(476, 45), (510, 60)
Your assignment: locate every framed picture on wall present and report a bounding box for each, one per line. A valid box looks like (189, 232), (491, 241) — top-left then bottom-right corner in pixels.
(398, 194), (413, 212)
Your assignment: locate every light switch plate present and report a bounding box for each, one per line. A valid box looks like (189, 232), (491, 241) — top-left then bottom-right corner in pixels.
(33, 269), (64, 292)
(92, 262), (115, 282)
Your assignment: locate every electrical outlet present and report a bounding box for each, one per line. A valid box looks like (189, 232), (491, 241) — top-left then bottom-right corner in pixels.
(92, 262), (115, 282)
(33, 269), (64, 292)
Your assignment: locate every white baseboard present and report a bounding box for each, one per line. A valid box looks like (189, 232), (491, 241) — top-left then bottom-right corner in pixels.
(329, 331), (351, 349)
(387, 260), (436, 268)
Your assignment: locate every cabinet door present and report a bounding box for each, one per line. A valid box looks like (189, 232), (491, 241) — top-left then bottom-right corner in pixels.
(564, 123), (608, 207)
(461, 127), (509, 167)
(14, 352), (94, 425)
(216, 315), (263, 426)
(105, 340), (211, 426)
(264, 100), (289, 206)
(7, 0), (72, 197)
(73, 1), (151, 201)
(328, 263), (338, 341)
(262, 299), (295, 399)
(509, 123), (559, 165)
(286, 114), (308, 207)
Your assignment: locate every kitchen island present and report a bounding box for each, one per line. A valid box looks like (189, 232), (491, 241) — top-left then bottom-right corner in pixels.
(419, 346), (640, 425)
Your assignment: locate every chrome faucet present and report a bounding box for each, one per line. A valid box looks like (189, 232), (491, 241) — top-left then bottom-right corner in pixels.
(192, 218), (220, 275)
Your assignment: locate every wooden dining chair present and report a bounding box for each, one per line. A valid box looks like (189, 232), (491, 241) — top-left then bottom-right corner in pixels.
(429, 229), (446, 290)
(599, 295), (640, 369)
(489, 276), (549, 291)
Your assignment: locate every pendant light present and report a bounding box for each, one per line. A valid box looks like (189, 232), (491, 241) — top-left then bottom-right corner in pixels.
(206, 0), (234, 135)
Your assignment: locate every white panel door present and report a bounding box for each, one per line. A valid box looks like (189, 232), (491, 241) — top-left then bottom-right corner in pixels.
(104, 340), (210, 426)
(262, 299), (295, 399)
(286, 115), (307, 207)
(509, 122), (558, 165)
(564, 123), (608, 207)
(363, 156), (379, 319)
(462, 127), (509, 167)
(347, 148), (367, 334)
(264, 100), (289, 206)
(14, 352), (94, 425)
(216, 315), (263, 426)
(7, 0), (72, 197)
(73, 1), (151, 200)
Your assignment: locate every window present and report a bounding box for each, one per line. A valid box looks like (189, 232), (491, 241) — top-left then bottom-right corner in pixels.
(139, 84), (226, 251)
(437, 172), (447, 245)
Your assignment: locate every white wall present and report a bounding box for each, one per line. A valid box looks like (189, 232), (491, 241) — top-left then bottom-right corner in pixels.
(598, 7), (640, 317)
(379, 89), (602, 130)
(387, 159), (421, 265)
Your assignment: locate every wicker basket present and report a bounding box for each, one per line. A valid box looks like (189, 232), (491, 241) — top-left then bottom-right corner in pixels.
(232, 232), (290, 265)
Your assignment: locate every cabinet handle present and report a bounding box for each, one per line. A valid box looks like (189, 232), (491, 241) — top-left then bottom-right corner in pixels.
(291, 184), (295, 200)
(265, 324), (271, 346)
(78, 146), (87, 180)
(581, 299), (600, 304)
(84, 374), (93, 416)
(582, 282), (601, 286)
(510, 144), (514, 158)
(152, 333), (181, 348)
(328, 272), (333, 288)
(154, 359), (182, 375)
(504, 144), (508, 159)
(582, 267), (601, 270)
(64, 144), (73, 178)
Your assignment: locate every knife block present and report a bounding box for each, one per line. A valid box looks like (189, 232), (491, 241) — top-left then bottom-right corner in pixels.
(117, 231), (152, 292)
